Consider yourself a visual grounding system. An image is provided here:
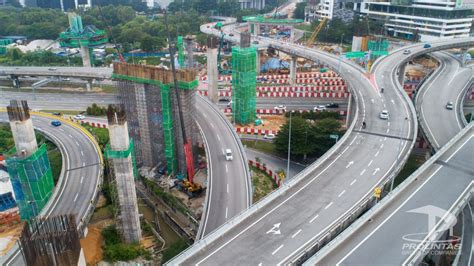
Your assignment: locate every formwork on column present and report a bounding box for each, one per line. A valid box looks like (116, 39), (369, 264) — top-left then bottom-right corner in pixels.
(232, 46), (257, 125)
(161, 84), (178, 175)
(6, 144), (54, 221)
(177, 36), (185, 68)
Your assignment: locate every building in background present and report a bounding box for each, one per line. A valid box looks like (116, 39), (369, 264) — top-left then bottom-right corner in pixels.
(305, 0), (356, 22)
(22, 0), (91, 10)
(356, 0), (474, 41)
(239, 0), (266, 10)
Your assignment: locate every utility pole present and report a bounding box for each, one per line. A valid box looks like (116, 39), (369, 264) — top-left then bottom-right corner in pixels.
(286, 110), (294, 181)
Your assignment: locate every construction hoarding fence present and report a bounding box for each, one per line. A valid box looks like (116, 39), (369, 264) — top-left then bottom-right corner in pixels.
(19, 214), (81, 266)
(6, 144), (54, 221)
(232, 46), (257, 125)
(112, 63), (198, 176)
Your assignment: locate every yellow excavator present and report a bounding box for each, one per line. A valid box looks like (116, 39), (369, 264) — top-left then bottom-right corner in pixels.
(306, 17), (328, 47)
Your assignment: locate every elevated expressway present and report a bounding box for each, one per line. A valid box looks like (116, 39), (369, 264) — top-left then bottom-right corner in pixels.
(0, 70), (252, 240)
(163, 21), (474, 264)
(306, 49), (474, 265)
(0, 112), (102, 265)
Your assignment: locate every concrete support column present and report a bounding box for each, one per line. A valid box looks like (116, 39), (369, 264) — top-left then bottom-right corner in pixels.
(8, 100), (38, 157)
(290, 56), (297, 85)
(80, 45), (92, 68)
(207, 36), (219, 103)
(461, 48), (468, 66)
(86, 80), (92, 91)
(256, 50), (261, 74)
(290, 26), (295, 42)
(108, 108), (142, 244)
(254, 23), (260, 36)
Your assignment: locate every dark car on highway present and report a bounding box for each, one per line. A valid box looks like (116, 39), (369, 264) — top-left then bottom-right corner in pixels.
(326, 103), (339, 108)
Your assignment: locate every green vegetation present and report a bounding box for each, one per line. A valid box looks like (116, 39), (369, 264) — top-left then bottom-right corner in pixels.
(275, 115), (344, 160)
(142, 177), (188, 215)
(242, 139), (276, 155)
(393, 154), (425, 187)
(162, 238), (189, 263)
(83, 124), (109, 148)
(86, 103), (108, 116)
(0, 49), (82, 67)
(40, 110), (81, 115)
(101, 225), (150, 262)
(250, 165), (278, 202)
(293, 2), (307, 20)
(0, 124), (62, 183)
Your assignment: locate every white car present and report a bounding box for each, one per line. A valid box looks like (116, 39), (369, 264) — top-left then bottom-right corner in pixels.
(73, 114), (85, 120)
(263, 133), (275, 140)
(403, 49), (411, 55)
(379, 110), (390, 120)
(274, 105), (287, 112)
(446, 102), (453, 110)
(225, 149), (233, 161)
(314, 105), (326, 111)
(227, 100), (233, 108)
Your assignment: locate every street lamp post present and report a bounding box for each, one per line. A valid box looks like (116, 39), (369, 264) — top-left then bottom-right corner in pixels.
(286, 110), (294, 181)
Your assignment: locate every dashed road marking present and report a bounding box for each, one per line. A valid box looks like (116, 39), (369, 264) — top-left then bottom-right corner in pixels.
(350, 179), (357, 186)
(368, 160), (373, 166)
(80, 176), (84, 184)
(73, 193), (79, 202)
(225, 164), (228, 173)
(291, 229), (302, 239)
(225, 207), (228, 219)
(324, 202), (333, 210)
(272, 245), (284, 255)
(338, 190), (346, 198)
(227, 183), (229, 193)
(360, 169), (366, 176)
(310, 214), (319, 223)
(375, 151), (380, 157)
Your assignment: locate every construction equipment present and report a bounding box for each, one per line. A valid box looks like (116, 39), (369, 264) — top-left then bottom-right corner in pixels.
(217, 31), (232, 74)
(306, 17), (328, 47)
(164, 11), (196, 183)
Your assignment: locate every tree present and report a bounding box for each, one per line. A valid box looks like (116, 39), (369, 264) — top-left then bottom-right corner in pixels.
(294, 2), (307, 20)
(274, 116), (312, 158)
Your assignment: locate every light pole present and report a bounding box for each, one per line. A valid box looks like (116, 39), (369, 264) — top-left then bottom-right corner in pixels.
(286, 110), (294, 181)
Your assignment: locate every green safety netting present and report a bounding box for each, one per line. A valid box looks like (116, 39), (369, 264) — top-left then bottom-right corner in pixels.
(104, 138), (138, 179)
(232, 46), (257, 125)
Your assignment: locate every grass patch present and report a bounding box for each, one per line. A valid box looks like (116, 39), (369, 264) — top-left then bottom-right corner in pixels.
(242, 140), (276, 155)
(47, 149), (62, 184)
(162, 239), (189, 263)
(250, 165), (278, 202)
(90, 205), (114, 223)
(294, 24), (311, 32)
(393, 154), (425, 187)
(142, 178), (189, 216)
(99, 84), (118, 93)
(83, 124), (110, 148)
(101, 225), (151, 262)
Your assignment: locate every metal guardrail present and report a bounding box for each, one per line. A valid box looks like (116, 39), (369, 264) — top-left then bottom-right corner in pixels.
(306, 123), (474, 264)
(460, 79), (473, 127)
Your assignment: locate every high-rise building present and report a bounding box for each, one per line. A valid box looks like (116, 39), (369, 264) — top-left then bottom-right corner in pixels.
(357, 0), (474, 41)
(239, 0), (266, 10)
(305, 0), (357, 22)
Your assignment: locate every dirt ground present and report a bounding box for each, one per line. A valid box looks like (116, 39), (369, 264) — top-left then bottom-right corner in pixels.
(0, 223), (23, 256)
(170, 169), (206, 220)
(80, 218), (114, 265)
(253, 115), (286, 131)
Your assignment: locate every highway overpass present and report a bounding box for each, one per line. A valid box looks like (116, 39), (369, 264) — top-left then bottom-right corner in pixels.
(0, 112), (102, 265)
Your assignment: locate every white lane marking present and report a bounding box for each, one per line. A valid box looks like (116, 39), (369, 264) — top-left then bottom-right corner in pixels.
(73, 193), (79, 202)
(258, 263), (262, 266)
(350, 179), (357, 186)
(272, 245), (284, 256)
(380, 143), (384, 149)
(217, 134), (221, 142)
(203, 113), (208, 118)
(345, 161), (354, 168)
(227, 183), (229, 193)
(82, 162), (85, 167)
(324, 202), (333, 210)
(68, 134), (73, 138)
(210, 122), (215, 129)
(391, 99), (395, 105)
(360, 169), (366, 176)
(81, 150), (84, 157)
(338, 190), (346, 198)
(372, 168), (380, 176)
(225, 164), (228, 173)
(291, 229), (302, 239)
(75, 141), (79, 146)
(368, 160), (373, 166)
(59, 128), (64, 132)
(386, 128), (390, 133)
(384, 137), (387, 141)
(196, 137), (355, 265)
(309, 214), (319, 223)
(375, 151), (380, 157)
(387, 122), (390, 127)
(225, 207), (228, 219)
(80, 176), (84, 184)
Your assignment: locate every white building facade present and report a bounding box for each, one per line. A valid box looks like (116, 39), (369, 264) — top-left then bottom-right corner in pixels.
(239, 0), (266, 10)
(357, 0), (474, 41)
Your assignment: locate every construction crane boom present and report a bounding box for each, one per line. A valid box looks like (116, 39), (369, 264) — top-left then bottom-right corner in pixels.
(306, 17), (328, 47)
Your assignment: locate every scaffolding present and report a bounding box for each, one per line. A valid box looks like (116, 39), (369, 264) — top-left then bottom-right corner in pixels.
(6, 144), (54, 221)
(232, 46), (257, 125)
(113, 63), (198, 176)
(177, 36), (185, 68)
(104, 139), (138, 179)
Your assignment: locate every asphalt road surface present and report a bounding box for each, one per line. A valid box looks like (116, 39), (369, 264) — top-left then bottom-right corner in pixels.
(0, 113), (101, 266)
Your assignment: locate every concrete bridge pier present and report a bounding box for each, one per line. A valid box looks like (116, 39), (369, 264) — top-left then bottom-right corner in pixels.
(80, 46), (92, 68)
(289, 55), (297, 85)
(207, 36), (219, 103)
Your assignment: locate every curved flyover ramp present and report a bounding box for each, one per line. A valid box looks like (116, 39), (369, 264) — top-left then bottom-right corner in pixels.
(0, 112), (102, 265)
